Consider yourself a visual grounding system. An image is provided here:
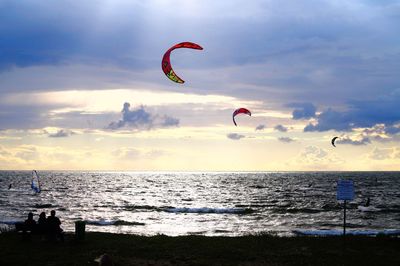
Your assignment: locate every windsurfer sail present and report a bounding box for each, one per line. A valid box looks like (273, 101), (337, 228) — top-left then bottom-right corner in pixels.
(31, 170), (41, 193)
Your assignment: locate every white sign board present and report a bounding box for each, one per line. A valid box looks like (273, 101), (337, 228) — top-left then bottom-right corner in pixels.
(337, 179), (354, 201)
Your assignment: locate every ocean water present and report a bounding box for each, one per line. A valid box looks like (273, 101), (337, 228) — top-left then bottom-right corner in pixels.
(0, 171), (399, 236)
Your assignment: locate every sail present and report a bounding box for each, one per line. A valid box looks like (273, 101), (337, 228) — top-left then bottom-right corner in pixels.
(31, 170), (41, 193)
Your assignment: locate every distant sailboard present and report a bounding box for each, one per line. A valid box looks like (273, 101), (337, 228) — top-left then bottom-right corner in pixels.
(31, 170), (41, 193)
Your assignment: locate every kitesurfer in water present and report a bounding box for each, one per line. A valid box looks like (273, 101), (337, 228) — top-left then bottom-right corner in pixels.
(8, 184), (11, 190)
(365, 197), (370, 207)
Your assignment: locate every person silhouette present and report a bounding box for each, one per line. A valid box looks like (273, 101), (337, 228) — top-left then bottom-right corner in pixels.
(365, 197), (370, 207)
(95, 254), (114, 266)
(46, 210), (64, 241)
(38, 212), (47, 235)
(23, 212), (37, 237)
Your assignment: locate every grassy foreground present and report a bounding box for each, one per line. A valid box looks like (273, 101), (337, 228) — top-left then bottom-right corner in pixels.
(0, 232), (399, 266)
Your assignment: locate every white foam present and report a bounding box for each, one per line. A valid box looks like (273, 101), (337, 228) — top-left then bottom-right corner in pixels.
(357, 206), (381, 212)
(165, 207), (247, 214)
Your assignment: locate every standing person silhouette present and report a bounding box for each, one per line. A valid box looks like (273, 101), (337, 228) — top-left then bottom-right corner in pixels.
(365, 197), (371, 207)
(46, 210), (64, 241)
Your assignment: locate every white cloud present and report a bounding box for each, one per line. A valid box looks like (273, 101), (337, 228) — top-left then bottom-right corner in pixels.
(368, 147), (400, 161)
(289, 145), (345, 170)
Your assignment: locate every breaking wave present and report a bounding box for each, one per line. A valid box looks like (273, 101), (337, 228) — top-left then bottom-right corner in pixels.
(164, 207), (253, 214)
(85, 220), (145, 226)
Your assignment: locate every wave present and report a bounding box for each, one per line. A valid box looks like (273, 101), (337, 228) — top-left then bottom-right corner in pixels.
(181, 198), (193, 202)
(124, 205), (161, 210)
(164, 207), (253, 214)
(271, 207), (327, 214)
(249, 185), (266, 189)
(214, 229), (232, 233)
(0, 220), (22, 225)
(34, 204), (54, 208)
(85, 219), (145, 226)
(293, 229), (400, 236)
(122, 205), (162, 211)
(316, 222), (367, 228)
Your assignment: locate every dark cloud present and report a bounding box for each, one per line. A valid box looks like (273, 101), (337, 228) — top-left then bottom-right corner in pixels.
(107, 102), (179, 131)
(107, 103), (151, 130)
(0, 0), (399, 135)
(274, 124), (288, 132)
(255, 124), (266, 131)
(336, 136), (370, 146)
(304, 108), (351, 132)
(305, 92), (400, 132)
(0, 1), (145, 72)
(227, 133), (245, 140)
(278, 137), (295, 143)
(384, 125), (400, 135)
(0, 100), (121, 130)
(0, 104), (61, 130)
(362, 124), (400, 137)
(161, 116), (180, 127)
(288, 103), (316, 120)
(48, 129), (75, 138)
(336, 126), (400, 146)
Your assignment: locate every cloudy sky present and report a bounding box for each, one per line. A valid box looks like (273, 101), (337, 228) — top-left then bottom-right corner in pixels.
(1, 0), (399, 170)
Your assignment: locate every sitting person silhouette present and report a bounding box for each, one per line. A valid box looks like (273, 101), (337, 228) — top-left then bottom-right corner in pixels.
(22, 212), (37, 238)
(37, 212), (47, 235)
(46, 210), (64, 241)
(24, 212), (36, 230)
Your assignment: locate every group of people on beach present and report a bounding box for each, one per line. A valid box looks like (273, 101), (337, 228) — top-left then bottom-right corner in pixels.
(23, 210), (64, 241)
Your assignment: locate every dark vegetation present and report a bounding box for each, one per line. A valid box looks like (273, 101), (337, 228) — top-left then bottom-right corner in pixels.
(0, 232), (399, 265)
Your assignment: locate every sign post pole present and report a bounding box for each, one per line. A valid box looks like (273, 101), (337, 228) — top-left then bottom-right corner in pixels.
(337, 179), (354, 236)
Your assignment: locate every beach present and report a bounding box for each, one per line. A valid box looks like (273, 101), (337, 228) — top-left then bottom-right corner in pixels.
(0, 232), (399, 266)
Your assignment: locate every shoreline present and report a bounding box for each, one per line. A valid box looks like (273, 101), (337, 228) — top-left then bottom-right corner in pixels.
(1, 231), (399, 265)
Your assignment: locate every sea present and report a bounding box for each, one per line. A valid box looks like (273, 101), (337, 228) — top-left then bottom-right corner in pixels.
(0, 171), (399, 236)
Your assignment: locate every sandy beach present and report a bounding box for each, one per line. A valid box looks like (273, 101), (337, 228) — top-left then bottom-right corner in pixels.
(0, 232), (399, 266)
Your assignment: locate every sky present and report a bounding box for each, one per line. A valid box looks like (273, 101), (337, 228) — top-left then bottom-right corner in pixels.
(0, 0), (400, 171)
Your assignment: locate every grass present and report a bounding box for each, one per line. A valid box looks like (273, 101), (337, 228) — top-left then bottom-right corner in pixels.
(0, 232), (399, 265)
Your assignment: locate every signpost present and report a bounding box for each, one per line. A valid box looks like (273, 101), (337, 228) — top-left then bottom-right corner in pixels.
(337, 179), (354, 236)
